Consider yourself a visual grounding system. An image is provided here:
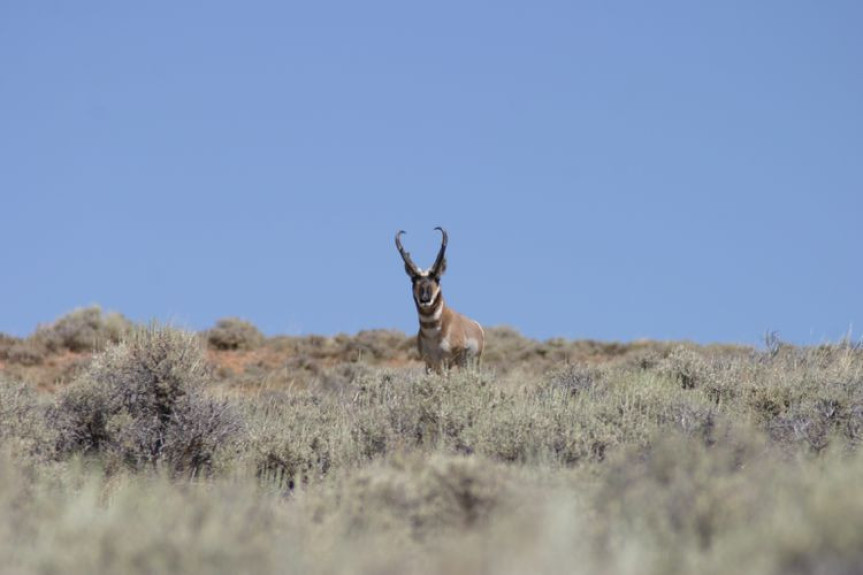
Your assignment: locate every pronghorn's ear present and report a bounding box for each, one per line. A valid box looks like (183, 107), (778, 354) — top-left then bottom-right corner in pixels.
(405, 263), (421, 280)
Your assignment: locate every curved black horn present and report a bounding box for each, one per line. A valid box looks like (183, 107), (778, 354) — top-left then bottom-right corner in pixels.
(430, 226), (448, 275)
(395, 230), (421, 276)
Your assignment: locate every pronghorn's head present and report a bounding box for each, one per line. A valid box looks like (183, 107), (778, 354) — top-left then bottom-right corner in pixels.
(395, 227), (448, 310)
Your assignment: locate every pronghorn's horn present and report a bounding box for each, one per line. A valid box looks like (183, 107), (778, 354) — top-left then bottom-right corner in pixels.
(395, 230), (421, 277)
(430, 226), (448, 277)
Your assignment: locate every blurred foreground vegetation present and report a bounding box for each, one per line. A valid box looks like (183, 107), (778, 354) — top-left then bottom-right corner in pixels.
(1, 308), (862, 575)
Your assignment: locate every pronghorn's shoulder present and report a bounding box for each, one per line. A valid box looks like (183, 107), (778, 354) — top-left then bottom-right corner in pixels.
(439, 305), (460, 323)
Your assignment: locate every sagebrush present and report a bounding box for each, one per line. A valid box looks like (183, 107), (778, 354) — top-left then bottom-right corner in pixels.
(1, 315), (862, 575)
(50, 325), (239, 475)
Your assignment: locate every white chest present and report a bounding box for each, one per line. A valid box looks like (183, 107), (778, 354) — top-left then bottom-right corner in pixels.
(419, 328), (451, 361)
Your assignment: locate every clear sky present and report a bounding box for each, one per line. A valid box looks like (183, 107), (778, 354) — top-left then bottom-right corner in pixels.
(1, 1), (861, 345)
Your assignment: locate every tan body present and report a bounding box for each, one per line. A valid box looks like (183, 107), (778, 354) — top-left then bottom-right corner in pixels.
(396, 227), (484, 374)
(416, 298), (484, 373)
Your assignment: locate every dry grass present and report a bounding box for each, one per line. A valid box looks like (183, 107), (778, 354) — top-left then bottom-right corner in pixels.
(1, 314), (862, 574)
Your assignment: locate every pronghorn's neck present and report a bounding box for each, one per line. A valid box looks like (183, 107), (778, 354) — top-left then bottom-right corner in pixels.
(416, 292), (446, 334)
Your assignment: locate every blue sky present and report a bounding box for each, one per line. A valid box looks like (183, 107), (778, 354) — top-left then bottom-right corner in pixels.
(1, 1), (861, 344)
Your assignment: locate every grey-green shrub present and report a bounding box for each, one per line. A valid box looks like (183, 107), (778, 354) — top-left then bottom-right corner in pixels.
(51, 325), (239, 475)
(206, 317), (265, 351)
(0, 458), (297, 575)
(32, 306), (132, 354)
(245, 390), (342, 490)
(0, 378), (52, 459)
(311, 453), (514, 542)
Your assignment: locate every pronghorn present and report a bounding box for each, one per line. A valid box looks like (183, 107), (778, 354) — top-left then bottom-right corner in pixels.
(395, 227), (484, 373)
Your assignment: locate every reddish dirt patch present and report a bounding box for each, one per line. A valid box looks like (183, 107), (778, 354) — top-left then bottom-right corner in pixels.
(0, 350), (91, 393)
(207, 348), (287, 375)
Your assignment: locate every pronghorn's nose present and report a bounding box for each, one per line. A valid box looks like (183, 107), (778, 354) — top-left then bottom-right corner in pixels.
(418, 285), (433, 303)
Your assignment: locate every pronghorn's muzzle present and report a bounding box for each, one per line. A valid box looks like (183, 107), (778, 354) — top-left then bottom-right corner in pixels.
(417, 282), (436, 306)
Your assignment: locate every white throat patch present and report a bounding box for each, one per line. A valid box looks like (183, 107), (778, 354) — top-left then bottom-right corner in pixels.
(419, 306), (443, 322)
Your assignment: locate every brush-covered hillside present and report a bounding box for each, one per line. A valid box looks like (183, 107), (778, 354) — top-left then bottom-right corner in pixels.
(1, 307), (862, 575)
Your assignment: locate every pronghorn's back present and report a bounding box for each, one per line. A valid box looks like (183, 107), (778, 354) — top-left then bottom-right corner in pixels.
(396, 227), (484, 373)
